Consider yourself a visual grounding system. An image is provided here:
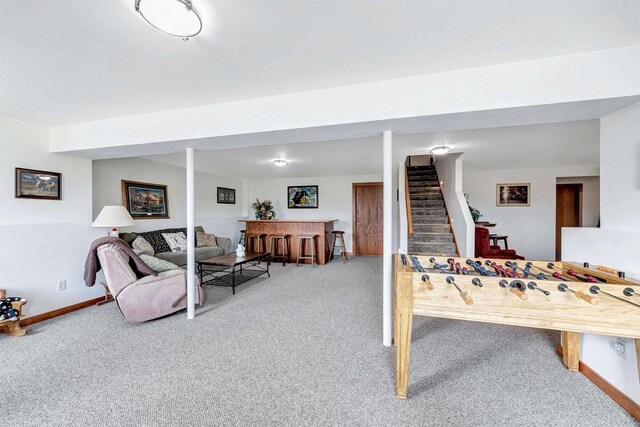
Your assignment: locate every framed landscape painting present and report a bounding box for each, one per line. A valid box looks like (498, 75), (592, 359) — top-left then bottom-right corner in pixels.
(217, 187), (236, 204)
(121, 180), (169, 219)
(15, 168), (61, 200)
(288, 185), (318, 208)
(496, 183), (530, 207)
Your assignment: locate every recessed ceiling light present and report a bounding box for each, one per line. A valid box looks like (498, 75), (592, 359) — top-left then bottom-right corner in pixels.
(135, 0), (202, 41)
(429, 145), (451, 155)
(272, 159), (288, 167)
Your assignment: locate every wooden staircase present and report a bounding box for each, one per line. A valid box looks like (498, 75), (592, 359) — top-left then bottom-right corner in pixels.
(407, 165), (458, 256)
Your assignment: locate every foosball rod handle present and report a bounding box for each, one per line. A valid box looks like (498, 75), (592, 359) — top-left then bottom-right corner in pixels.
(459, 291), (473, 305)
(575, 291), (598, 305)
(509, 287), (529, 301)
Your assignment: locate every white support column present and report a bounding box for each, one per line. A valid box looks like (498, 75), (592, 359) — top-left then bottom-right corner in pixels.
(383, 130), (393, 346)
(186, 147), (195, 319)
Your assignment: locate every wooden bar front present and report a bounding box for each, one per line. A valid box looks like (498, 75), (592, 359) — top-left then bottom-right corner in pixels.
(240, 220), (338, 265)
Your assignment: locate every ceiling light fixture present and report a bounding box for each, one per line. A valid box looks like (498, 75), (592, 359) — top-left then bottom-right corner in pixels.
(429, 145), (451, 155)
(272, 159), (288, 167)
(135, 0), (202, 41)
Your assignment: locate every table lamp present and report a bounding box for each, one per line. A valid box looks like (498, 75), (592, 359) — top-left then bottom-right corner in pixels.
(93, 206), (136, 237)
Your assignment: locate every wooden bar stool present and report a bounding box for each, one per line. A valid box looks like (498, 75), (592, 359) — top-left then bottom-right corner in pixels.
(296, 234), (318, 267)
(330, 230), (349, 263)
(269, 234), (290, 266)
(246, 233), (267, 253)
(239, 229), (247, 247)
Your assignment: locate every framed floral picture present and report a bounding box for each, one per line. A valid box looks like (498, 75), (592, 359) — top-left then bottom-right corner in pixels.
(15, 168), (62, 200)
(121, 180), (169, 219)
(288, 185), (318, 208)
(496, 183), (530, 207)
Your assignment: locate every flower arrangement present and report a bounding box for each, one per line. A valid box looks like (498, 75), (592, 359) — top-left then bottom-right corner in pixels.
(251, 199), (276, 220)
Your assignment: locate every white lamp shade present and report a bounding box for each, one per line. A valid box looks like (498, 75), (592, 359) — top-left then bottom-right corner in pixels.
(93, 206), (136, 228)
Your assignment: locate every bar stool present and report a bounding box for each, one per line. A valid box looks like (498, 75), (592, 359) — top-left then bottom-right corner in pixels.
(269, 234), (291, 266)
(246, 233), (267, 253)
(297, 234), (318, 267)
(330, 230), (349, 263)
(239, 229), (246, 247)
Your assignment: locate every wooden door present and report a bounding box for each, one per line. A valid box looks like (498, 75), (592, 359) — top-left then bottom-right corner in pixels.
(353, 182), (383, 255)
(556, 184), (583, 260)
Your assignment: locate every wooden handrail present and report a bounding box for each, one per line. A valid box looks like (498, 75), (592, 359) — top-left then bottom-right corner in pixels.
(405, 158), (413, 237)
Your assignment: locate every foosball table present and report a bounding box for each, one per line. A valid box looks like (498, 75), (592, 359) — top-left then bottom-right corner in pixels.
(394, 254), (640, 399)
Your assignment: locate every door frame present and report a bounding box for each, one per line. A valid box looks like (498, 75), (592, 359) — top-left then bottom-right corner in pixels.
(555, 183), (583, 260)
(352, 182), (383, 255)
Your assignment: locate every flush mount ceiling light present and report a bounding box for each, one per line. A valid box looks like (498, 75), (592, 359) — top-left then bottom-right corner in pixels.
(135, 0), (202, 41)
(272, 159), (288, 167)
(429, 145), (452, 155)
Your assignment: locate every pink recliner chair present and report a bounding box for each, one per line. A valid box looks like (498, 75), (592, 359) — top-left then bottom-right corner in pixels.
(97, 243), (203, 323)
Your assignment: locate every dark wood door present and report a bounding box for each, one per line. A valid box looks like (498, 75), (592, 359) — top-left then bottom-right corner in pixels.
(556, 184), (583, 260)
(353, 182), (383, 255)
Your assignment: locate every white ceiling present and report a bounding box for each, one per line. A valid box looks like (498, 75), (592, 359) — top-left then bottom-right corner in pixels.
(143, 119), (599, 178)
(143, 137), (383, 179)
(2, 0), (640, 126)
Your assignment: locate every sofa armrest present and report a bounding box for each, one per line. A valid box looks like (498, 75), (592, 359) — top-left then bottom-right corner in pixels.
(117, 270), (201, 323)
(216, 237), (232, 254)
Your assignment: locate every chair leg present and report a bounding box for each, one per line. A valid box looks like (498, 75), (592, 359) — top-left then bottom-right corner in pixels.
(340, 235), (348, 262)
(313, 236), (317, 268)
(330, 234), (337, 261)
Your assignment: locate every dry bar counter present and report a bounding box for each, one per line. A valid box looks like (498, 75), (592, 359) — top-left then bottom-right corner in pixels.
(239, 219), (338, 265)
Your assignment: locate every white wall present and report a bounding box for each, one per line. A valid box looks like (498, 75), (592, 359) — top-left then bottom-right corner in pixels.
(0, 115), (104, 317)
(463, 165), (598, 260)
(92, 157), (246, 247)
(562, 228), (640, 404)
(556, 176), (600, 227)
(435, 153), (474, 257)
(563, 101), (640, 405)
(247, 174), (382, 252)
(600, 101), (640, 231)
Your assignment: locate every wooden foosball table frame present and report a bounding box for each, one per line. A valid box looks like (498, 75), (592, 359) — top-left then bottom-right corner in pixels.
(394, 255), (640, 400)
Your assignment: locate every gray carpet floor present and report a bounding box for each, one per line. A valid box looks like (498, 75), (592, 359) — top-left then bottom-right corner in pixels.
(3, 257), (636, 426)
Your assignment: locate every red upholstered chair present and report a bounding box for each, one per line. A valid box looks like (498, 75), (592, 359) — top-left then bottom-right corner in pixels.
(474, 227), (524, 260)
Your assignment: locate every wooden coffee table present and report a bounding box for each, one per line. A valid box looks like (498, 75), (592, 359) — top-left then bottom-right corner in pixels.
(197, 252), (270, 295)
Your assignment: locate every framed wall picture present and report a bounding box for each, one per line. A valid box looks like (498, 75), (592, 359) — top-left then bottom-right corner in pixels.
(288, 185), (318, 209)
(217, 187), (236, 204)
(15, 168), (62, 200)
(121, 180), (169, 219)
(496, 183), (530, 207)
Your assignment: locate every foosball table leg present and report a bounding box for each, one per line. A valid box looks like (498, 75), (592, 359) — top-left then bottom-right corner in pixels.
(561, 331), (580, 372)
(396, 272), (413, 399)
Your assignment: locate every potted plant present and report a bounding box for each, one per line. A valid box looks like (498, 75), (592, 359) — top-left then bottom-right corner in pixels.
(251, 199), (276, 220)
(464, 193), (483, 223)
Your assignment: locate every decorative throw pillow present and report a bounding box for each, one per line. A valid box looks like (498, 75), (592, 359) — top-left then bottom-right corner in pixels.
(131, 236), (154, 256)
(196, 231), (217, 248)
(139, 254), (179, 273)
(162, 232), (187, 252)
(139, 228), (193, 253)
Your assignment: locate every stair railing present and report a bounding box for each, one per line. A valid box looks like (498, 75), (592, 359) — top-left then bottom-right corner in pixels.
(405, 158), (413, 237)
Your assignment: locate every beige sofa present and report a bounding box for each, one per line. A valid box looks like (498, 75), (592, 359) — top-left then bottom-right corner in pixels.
(120, 226), (232, 267)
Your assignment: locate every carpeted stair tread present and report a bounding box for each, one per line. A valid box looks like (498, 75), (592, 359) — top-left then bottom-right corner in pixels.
(409, 241), (457, 253)
(411, 200), (443, 207)
(413, 224), (450, 233)
(409, 232), (453, 243)
(411, 216), (449, 225)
